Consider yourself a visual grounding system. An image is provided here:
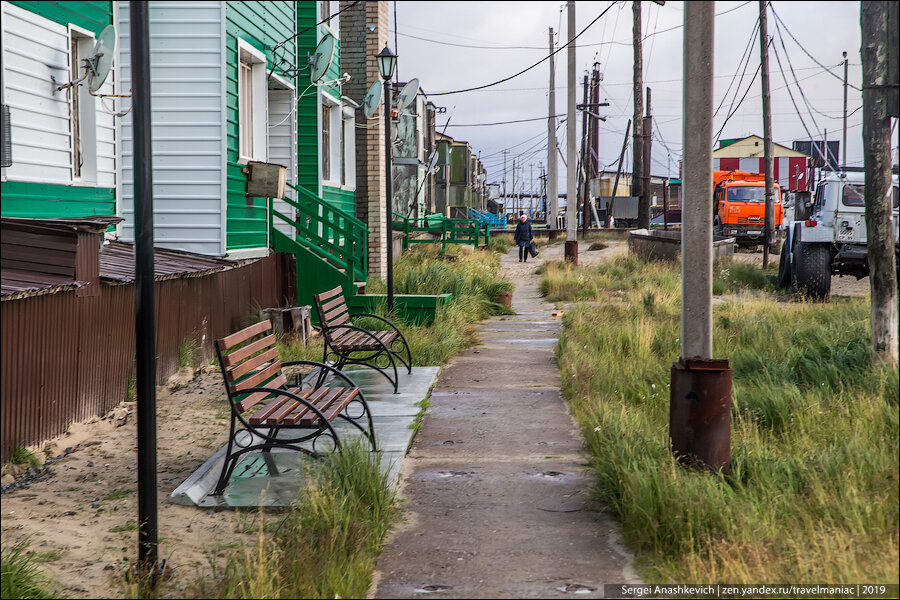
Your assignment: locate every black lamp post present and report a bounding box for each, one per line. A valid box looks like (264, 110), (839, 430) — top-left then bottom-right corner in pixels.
(376, 45), (397, 310)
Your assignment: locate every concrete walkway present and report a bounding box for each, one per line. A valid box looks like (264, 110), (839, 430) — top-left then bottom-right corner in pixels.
(372, 242), (637, 599)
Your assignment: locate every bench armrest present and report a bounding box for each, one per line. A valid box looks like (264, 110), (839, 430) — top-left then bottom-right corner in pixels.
(281, 359), (363, 391)
(347, 312), (403, 334)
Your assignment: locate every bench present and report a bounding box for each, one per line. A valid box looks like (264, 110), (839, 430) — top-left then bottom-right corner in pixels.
(313, 286), (412, 394)
(212, 320), (375, 494)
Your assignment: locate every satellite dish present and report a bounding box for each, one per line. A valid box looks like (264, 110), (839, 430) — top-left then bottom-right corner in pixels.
(362, 80), (382, 119)
(309, 34), (336, 83)
(88, 25), (117, 93)
(395, 78), (419, 111)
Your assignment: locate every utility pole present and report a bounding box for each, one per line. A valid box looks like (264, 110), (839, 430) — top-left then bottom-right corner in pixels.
(842, 50), (849, 168)
(671, 1), (732, 473)
(861, 0), (899, 367)
(580, 71), (590, 238)
(642, 87), (652, 229)
(502, 150), (509, 221)
(608, 119), (632, 227)
(565, 0), (578, 262)
(759, 0), (775, 268)
(548, 27), (559, 237)
(633, 0), (644, 227)
(512, 159), (517, 218)
(530, 162), (534, 217)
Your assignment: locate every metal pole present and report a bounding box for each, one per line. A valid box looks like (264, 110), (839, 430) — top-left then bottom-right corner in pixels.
(608, 120), (632, 227)
(632, 0), (644, 225)
(384, 78), (394, 310)
(759, 0), (775, 268)
(565, 0), (578, 262)
(130, 0), (158, 572)
(641, 88), (652, 229)
(663, 180), (669, 231)
(682, 1), (714, 360)
(548, 28), (559, 237)
(580, 72), (590, 239)
(842, 50), (849, 168)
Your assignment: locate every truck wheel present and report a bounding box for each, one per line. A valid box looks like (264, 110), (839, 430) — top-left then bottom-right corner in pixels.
(792, 242), (831, 300)
(777, 242), (791, 288)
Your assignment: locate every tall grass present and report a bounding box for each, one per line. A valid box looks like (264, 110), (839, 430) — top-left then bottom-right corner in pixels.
(1, 542), (57, 599)
(281, 246), (512, 367)
(213, 442), (397, 599)
(550, 256), (899, 583)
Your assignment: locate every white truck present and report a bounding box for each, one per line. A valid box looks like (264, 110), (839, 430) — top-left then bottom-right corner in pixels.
(778, 173), (900, 299)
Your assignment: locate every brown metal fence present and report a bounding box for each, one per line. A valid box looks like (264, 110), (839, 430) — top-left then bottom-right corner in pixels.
(1, 255), (281, 462)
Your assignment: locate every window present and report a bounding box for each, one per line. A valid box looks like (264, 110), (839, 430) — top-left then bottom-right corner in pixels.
(319, 1), (339, 30)
(70, 34), (82, 178)
(842, 184), (900, 209)
(320, 1), (331, 22)
(237, 40), (266, 163)
(68, 26), (97, 183)
(341, 106), (356, 189)
(322, 104), (331, 180)
(340, 114), (346, 185)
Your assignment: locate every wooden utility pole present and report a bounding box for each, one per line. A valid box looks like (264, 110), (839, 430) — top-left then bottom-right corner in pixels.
(633, 0), (646, 229)
(759, 0), (775, 268)
(502, 149), (509, 219)
(548, 27), (559, 235)
(861, 0), (899, 367)
(512, 159), (517, 217)
(581, 72), (590, 238)
(565, 0), (578, 262)
(643, 87), (653, 229)
(842, 50), (849, 168)
(608, 120), (632, 227)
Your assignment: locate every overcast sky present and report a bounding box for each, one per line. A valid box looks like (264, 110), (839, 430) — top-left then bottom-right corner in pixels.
(387, 1), (876, 192)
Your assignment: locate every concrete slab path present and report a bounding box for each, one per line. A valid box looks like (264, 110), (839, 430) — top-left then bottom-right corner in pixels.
(372, 241), (638, 599)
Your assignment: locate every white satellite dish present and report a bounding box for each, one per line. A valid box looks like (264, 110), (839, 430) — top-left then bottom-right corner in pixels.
(309, 34), (336, 83)
(395, 78), (419, 111)
(362, 80), (382, 119)
(88, 25), (117, 93)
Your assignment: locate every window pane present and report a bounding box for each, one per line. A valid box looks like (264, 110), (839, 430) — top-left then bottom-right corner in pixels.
(341, 117), (347, 185)
(322, 104), (331, 180)
(71, 35), (82, 178)
(240, 61), (253, 158)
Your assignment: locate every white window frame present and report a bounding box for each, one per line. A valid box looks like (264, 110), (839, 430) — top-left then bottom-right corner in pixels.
(237, 39), (267, 164)
(68, 24), (98, 184)
(341, 101), (356, 191)
(321, 92), (341, 187)
(319, 1), (340, 37)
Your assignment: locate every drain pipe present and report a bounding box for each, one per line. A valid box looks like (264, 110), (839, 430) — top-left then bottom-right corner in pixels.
(671, 2), (732, 473)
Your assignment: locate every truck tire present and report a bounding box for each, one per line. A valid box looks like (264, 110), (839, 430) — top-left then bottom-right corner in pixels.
(777, 241), (791, 288)
(792, 242), (831, 300)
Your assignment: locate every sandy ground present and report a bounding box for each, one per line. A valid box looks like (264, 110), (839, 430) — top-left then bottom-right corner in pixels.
(0, 366), (251, 598)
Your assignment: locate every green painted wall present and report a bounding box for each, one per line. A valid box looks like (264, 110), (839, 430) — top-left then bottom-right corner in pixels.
(0, 182), (115, 218)
(322, 185), (355, 217)
(295, 2), (319, 195)
(8, 1), (111, 35)
(224, 1), (296, 251)
(1, 1), (115, 220)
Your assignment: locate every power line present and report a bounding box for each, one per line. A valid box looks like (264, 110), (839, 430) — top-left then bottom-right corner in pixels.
(769, 3), (861, 91)
(714, 15), (759, 119)
(441, 114), (567, 128)
(428, 2), (618, 96)
(713, 61), (762, 147)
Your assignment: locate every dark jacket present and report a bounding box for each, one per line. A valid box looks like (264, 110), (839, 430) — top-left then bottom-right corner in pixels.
(514, 220), (533, 246)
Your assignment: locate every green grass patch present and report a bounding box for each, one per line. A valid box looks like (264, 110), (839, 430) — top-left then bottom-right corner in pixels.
(211, 442), (397, 599)
(281, 246), (512, 367)
(587, 241), (609, 251)
(1, 541), (58, 599)
(108, 520), (138, 533)
(103, 488), (136, 501)
(714, 260), (782, 295)
(550, 256), (899, 583)
(9, 446), (42, 470)
(487, 235), (511, 254)
(177, 337), (202, 370)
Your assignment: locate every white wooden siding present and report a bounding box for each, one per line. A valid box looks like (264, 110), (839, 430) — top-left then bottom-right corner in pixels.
(118, 0), (225, 256)
(1, 2), (116, 187)
(268, 87), (296, 237)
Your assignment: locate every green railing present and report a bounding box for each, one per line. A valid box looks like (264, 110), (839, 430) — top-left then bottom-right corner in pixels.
(392, 211), (491, 253)
(271, 184), (368, 283)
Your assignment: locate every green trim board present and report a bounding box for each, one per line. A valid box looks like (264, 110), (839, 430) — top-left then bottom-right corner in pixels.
(295, 1), (320, 195)
(8, 1), (112, 36)
(0, 181), (115, 219)
(224, 1), (296, 251)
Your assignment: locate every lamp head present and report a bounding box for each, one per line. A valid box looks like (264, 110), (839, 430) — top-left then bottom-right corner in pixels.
(376, 45), (397, 80)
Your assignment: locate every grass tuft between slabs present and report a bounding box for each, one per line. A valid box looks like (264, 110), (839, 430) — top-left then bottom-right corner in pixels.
(1, 541), (58, 599)
(547, 254), (899, 583)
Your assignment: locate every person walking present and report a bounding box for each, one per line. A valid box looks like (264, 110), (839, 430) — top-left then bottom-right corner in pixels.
(514, 212), (534, 262)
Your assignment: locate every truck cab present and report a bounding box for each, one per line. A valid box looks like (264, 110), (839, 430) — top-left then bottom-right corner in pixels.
(779, 173), (900, 298)
(713, 170), (783, 245)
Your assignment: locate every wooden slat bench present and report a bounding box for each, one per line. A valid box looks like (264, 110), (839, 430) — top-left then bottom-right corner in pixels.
(212, 320), (375, 494)
(313, 286), (412, 394)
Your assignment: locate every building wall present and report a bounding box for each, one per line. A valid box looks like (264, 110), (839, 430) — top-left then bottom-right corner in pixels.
(1, 1), (117, 218)
(339, 0), (388, 278)
(224, 1), (296, 253)
(713, 135), (807, 158)
(0, 253), (280, 462)
(117, 0), (227, 255)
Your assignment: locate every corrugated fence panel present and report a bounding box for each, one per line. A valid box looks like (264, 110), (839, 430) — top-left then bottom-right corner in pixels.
(1, 255), (280, 461)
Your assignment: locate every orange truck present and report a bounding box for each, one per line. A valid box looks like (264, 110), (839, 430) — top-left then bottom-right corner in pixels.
(713, 170), (783, 244)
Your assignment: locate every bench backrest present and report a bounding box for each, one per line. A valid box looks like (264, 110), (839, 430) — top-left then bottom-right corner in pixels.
(214, 320), (286, 413)
(313, 286), (352, 341)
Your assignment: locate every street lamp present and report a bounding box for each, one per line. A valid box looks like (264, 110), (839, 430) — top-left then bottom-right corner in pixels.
(377, 45), (397, 310)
